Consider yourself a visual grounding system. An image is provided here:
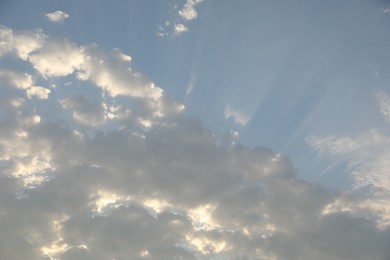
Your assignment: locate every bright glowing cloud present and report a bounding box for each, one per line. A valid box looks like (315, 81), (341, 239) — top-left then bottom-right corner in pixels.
(0, 26), (389, 260)
(45, 10), (69, 23)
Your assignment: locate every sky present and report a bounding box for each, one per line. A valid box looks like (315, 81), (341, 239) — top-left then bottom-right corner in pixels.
(0, 0), (390, 259)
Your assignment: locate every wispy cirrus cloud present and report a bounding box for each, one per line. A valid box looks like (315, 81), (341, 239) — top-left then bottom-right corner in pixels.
(377, 91), (390, 122)
(0, 26), (389, 260)
(307, 90), (390, 229)
(224, 105), (251, 126)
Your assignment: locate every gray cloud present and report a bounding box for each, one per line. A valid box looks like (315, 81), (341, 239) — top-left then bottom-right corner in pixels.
(0, 26), (389, 259)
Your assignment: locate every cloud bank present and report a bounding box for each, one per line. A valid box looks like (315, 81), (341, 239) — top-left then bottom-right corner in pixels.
(0, 26), (389, 260)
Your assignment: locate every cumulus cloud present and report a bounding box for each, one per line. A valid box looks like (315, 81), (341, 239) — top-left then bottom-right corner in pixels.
(0, 26), (389, 259)
(178, 0), (203, 21)
(45, 10), (69, 23)
(0, 26), (45, 60)
(174, 23), (189, 36)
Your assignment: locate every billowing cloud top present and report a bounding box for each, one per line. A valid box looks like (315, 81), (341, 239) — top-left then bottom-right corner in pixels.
(0, 25), (389, 260)
(45, 10), (69, 23)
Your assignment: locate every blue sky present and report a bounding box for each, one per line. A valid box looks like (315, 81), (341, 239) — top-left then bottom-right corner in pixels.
(1, 0), (390, 259)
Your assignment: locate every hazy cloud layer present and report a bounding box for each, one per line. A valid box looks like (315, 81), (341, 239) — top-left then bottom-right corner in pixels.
(0, 26), (389, 260)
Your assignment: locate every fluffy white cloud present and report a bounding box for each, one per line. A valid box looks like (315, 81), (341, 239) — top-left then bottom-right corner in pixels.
(0, 26), (389, 260)
(178, 0), (203, 21)
(174, 23), (189, 36)
(77, 47), (163, 99)
(45, 10), (69, 23)
(29, 39), (84, 77)
(1, 26), (163, 100)
(26, 86), (51, 99)
(0, 26), (45, 60)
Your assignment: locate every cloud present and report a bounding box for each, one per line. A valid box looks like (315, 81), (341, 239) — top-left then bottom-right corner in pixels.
(157, 0), (204, 37)
(185, 74), (197, 96)
(377, 91), (390, 122)
(0, 26), (389, 259)
(0, 26), (163, 100)
(45, 10), (69, 23)
(307, 91), (390, 193)
(178, 0), (203, 21)
(307, 130), (390, 191)
(307, 90), (390, 229)
(174, 23), (189, 36)
(382, 6), (390, 14)
(60, 96), (106, 126)
(26, 86), (51, 99)
(29, 39), (84, 77)
(224, 105), (251, 126)
(0, 26), (45, 60)
(0, 69), (50, 100)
